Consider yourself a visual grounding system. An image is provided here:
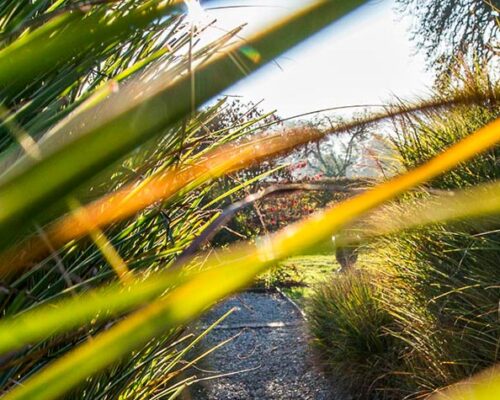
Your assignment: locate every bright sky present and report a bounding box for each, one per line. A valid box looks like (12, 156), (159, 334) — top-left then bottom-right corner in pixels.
(199, 0), (434, 118)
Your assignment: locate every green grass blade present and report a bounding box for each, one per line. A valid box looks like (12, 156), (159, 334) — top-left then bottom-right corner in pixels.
(0, 268), (188, 355)
(0, 0), (185, 93)
(0, 0), (368, 250)
(3, 117), (499, 400)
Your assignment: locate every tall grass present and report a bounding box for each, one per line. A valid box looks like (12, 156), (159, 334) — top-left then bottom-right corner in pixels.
(308, 271), (401, 397)
(0, 1), (281, 397)
(308, 70), (500, 399)
(0, 1), (373, 399)
(0, 1), (499, 399)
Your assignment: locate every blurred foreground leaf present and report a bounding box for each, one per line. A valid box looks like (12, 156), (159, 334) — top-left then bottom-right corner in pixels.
(2, 117), (499, 400)
(0, 0), (367, 250)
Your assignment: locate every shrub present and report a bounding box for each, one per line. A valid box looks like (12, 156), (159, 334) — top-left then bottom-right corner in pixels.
(308, 272), (404, 399)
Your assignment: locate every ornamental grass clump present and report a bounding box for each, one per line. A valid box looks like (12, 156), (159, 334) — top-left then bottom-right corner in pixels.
(308, 70), (500, 399)
(308, 271), (403, 398)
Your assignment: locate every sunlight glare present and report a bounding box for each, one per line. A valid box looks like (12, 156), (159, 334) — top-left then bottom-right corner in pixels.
(185, 0), (209, 28)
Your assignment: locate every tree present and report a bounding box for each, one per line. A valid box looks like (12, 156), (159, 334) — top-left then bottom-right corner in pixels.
(204, 98), (293, 243)
(297, 114), (370, 179)
(396, 0), (499, 76)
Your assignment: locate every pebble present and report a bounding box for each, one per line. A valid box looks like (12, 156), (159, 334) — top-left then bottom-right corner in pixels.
(187, 292), (339, 400)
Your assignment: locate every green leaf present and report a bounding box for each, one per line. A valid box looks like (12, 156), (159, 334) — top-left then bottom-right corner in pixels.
(3, 116), (499, 399)
(0, 0), (368, 251)
(0, 0), (185, 93)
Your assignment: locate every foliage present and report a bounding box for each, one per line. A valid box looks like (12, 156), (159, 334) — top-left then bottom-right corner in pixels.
(307, 71), (500, 398)
(229, 188), (326, 238)
(201, 98), (292, 245)
(308, 271), (403, 399)
(396, 0), (499, 77)
(300, 114), (372, 178)
(0, 1), (283, 398)
(0, 1), (374, 399)
(393, 68), (500, 189)
(0, 1), (499, 400)
(0, 24), (260, 400)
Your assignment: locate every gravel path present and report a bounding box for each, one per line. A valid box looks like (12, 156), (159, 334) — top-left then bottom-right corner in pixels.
(189, 291), (337, 400)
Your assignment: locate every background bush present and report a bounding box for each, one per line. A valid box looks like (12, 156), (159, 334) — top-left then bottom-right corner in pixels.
(308, 271), (403, 398)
